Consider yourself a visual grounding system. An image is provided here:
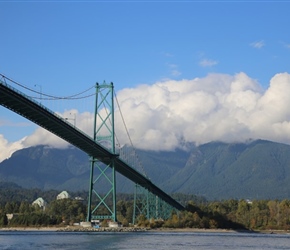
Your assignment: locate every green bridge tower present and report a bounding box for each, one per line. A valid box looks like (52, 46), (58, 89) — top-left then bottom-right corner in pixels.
(87, 82), (117, 223)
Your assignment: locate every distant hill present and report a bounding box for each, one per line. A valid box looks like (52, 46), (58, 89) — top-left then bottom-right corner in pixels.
(161, 140), (290, 200)
(1, 140), (290, 200)
(0, 145), (90, 191)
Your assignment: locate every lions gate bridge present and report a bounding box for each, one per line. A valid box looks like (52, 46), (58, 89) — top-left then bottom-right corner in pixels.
(0, 74), (184, 224)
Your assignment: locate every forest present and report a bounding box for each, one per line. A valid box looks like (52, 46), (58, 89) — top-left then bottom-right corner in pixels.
(0, 183), (290, 230)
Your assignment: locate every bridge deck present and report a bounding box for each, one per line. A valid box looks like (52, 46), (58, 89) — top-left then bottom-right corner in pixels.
(0, 80), (184, 211)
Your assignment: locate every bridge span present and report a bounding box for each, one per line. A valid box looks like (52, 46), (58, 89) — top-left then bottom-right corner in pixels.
(0, 77), (185, 213)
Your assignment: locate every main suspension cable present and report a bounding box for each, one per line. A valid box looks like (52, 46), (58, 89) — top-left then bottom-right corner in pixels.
(114, 90), (148, 178)
(0, 73), (95, 100)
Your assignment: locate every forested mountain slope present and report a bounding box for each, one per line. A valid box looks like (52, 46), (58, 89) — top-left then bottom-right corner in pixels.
(1, 140), (290, 200)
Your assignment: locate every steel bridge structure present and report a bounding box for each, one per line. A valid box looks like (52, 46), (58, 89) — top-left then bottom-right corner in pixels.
(0, 77), (185, 223)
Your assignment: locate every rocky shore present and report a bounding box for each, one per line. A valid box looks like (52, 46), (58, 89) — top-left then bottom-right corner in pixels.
(57, 226), (148, 232)
(1, 226), (288, 234)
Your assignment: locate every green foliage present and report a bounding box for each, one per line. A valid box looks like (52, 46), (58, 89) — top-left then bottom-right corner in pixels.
(100, 220), (108, 227)
(47, 199), (86, 224)
(2, 185), (290, 230)
(152, 198), (290, 230)
(116, 200), (134, 224)
(9, 213), (59, 227)
(121, 218), (129, 227)
(0, 213), (8, 226)
(148, 219), (164, 229)
(180, 199), (290, 230)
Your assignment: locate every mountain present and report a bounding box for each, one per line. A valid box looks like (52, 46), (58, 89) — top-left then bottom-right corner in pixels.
(0, 146), (90, 191)
(0, 144), (192, 193)
(1, 139), (290, 200)
(161, 140), (290, 200)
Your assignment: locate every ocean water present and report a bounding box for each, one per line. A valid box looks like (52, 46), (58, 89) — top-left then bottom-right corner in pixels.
(0, 231), (290, 250)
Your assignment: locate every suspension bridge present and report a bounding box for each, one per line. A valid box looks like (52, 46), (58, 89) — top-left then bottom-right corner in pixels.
(0, 74), (185, 224)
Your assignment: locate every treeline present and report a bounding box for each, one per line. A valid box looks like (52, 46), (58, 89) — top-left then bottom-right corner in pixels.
(0, 199), (87, 227)
(205, 199), (290, 230)
(1, 183), (290, 230)
(0, 183), (203, 227)
(1, 198), (290, 230)
(133, 199), (290, 230)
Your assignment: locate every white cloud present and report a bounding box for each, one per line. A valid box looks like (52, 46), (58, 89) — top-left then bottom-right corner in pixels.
(168, 64), (181, 77)
(3, 72), (290, 159)
(115, 72), (290, 150)
(250, 40), (265, 49)
(0, 134), (25, 162)
(0, 110), (95, 162)
(199, 59), (218, 67)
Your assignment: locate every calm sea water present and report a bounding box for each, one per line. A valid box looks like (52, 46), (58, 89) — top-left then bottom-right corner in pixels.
(0, 231), (290, 250)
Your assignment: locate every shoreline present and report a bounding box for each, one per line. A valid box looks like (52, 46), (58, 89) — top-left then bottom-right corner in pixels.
(0, 226), (66, 232)
(0, 226), (289, 234)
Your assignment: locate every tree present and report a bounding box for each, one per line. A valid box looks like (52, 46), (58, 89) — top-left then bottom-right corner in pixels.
(0, 213), (8, 226)
(19, 201), (31, 214)
(4, 201), (19, 214)
(236, 200), (251, 228)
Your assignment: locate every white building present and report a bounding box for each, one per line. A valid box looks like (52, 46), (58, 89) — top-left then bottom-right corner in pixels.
(57, 191), (70, 200)
(32, 197), (47, 209)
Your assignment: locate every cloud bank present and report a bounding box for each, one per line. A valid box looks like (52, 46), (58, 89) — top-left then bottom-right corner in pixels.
(115, 72), (290, 150)
(1, 72), (290, 162)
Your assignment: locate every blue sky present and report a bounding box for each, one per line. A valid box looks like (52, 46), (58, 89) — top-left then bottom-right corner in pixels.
(1, 1), (290, 160)
(2, 1), (290, 89)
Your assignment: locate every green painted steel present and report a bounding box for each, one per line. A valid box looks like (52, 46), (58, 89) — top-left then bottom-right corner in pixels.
(87, 82), (117, 222)
(0, 78), (185, 215)
(133, 184), (148, 224)
(133, 184), (176, 223)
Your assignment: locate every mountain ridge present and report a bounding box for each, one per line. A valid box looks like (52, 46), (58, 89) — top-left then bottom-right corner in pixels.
(1, 139), (290, 200)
